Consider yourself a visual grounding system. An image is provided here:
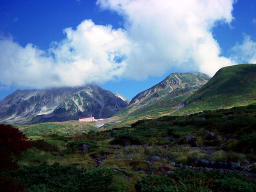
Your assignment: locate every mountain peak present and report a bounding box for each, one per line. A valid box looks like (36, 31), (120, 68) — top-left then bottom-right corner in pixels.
(129, 72), (209, 106)
(0, 85), (128, 124)
(114, 92), (130, 103)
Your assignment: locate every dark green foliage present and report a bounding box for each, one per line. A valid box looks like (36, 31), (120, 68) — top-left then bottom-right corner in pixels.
(136, 169), (256, 192)
(136, 175), (172, 192)
(213, 176), (256, 192)
(0, 174), (24, 192)
(110, 135), (142, 146)
(30, 140), (58, 152)
(0, 124), (31, 171)
(231, 133), (256, 153)
(66, 140), (97, 153)
(9, 163), (120, 192)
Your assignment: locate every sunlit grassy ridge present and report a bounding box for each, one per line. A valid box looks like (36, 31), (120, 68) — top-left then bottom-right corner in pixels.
(177, 64), (256, 114)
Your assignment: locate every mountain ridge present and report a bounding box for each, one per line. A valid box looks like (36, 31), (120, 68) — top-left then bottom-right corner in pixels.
(0, 85), (128, 124)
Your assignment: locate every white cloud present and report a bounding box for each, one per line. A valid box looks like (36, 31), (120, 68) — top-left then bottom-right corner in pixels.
(97, 0), (235, 77)
(0, 20), (131, 88)
(0, 0), (236, 89)
(231, 35), (256, 64)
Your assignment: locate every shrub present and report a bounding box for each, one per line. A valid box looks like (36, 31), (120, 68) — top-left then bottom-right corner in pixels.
(9, 163), (122, 192)
(66, 140), (97, 153)
(135, 175), (172, 192)
(30, 140), (58, 152)
(213, 177), (256, 192)
(110, 135), (142, 146)
(135, 169), (256, 192)
(0, 124), (31, 170)
(0, 174), (24, 192)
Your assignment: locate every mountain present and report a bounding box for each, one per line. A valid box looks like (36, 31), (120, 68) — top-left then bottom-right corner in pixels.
(0, 85), (128, 124)
(177, 64), (256, 114)
(114, 92), (130, 103)
(116, 72), (209, 121)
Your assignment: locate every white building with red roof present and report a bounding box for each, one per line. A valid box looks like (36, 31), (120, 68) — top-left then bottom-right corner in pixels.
(79, 116), (96, 122)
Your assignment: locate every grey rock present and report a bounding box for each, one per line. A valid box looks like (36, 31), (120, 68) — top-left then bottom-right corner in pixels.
(204, 130), (215, 139)
(148, 155), (160, 162)
(128, 73), (209, 110)
(167, 154), (174, 160)
(168, 137), (175, 142)
(184, 136), (198, 147)
(78, 144), (89, 151)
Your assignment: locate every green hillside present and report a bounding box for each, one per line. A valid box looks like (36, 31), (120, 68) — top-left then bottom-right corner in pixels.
(177, 64), (256, 114)
(4, 104), (256, 191)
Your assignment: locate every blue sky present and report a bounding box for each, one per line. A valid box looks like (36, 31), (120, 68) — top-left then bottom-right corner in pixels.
(0, 0), (256, 100)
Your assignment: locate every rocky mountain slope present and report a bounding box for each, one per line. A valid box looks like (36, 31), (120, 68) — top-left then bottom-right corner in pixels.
(0, 85), (128, 124)
(117, 72), (209, 120)
(177, 64), (256, 114)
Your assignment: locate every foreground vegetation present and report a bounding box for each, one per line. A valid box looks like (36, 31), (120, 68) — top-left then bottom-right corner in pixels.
(2, 104), (256, 191)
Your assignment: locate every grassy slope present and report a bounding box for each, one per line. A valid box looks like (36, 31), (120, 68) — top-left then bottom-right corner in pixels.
(8, 104), (256, 191)
(176, 64), (256, 115)
(17, 121), (97, 136)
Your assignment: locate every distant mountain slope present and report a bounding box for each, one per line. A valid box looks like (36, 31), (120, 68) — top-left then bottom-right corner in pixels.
(0, 85), (128, 124)
(117, 72), (209, 120)
(177, 64), (256, 114)
(114, 92), (130, 103)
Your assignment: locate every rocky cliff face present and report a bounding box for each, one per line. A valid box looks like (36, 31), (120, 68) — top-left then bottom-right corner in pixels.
(0, 85), (128, 124)
(116, 72), (210, 119)
(129, 72), (209, 107)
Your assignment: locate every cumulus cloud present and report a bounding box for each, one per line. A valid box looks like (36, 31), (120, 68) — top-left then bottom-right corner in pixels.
(97, 0), (235, 77)
(231, 35), (256, 64)
(0, 0), (236, 88)
(0, 20), (130, 88)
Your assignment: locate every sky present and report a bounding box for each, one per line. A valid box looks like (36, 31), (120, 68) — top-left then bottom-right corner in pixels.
(0, 0), (256, 100)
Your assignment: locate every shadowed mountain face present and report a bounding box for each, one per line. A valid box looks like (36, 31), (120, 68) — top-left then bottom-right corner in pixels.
(117, 72), (210, 119)
(0, 85), (128, 124)
(177, 64), (256, 114)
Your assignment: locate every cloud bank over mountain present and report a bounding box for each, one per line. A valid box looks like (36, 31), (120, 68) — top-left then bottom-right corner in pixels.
(97, 0), (235, 77)
(1, 0), (251, 88)
(0, 21), (130, 88)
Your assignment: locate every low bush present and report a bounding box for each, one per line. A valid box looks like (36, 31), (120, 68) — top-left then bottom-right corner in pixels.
(9, 163), (127, 192)
(110, 135), (142, 146)
(135, 169), (256, 192)
(0, 124), (31, 171)
(66, 140), (97, 153)
(30, 140), (58, 152)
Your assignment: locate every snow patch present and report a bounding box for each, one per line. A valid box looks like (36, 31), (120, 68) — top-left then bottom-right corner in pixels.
(37, 106), (55, 115)
(114, 92), (129, 103)
(73, 97), (84, 112)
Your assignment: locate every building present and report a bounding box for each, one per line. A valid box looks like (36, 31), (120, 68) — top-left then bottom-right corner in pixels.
(79, 116), (96, 122)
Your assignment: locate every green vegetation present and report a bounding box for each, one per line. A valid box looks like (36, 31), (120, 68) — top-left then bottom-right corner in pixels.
(0, 103), (253, 191)
(17, 121), (97, 136)
(178, 64), (256, 114)
(136, 169), (256, 192)
(7, 164), (129, 192)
